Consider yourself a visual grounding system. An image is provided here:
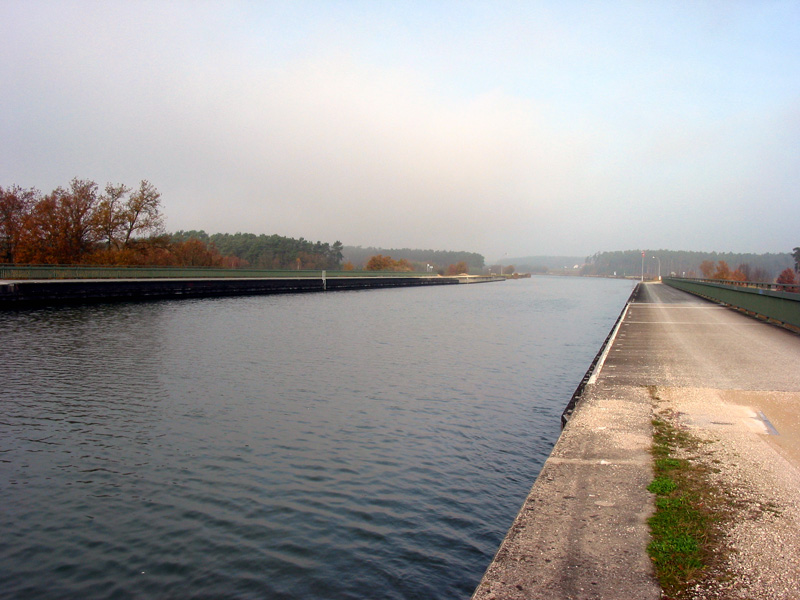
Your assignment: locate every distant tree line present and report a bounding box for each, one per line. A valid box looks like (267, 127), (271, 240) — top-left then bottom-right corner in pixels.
(0, 179), (345, 269)
(360, 255), (470, 275)
(343, 246), (484, 272)
(701, 257), (799, 291)
(582, 250), (793, 282)
(0, 179), (494, 274)
(502, 256), (584, 273)
(698, 260), (754, 282)
(172, 231), (343, 270)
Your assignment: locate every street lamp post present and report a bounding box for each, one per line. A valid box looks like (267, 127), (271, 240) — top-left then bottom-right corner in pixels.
(640, 251), (644, 282)
(652, 256), (661, 281)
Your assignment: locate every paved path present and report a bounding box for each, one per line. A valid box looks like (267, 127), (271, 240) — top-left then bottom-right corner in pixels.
(472, 282), (800, 599)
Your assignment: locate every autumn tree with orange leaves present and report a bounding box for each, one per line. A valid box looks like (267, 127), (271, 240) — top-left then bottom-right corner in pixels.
(446, 261), (469, 275)
(15, 179), (102, 264)
(365, 254), (413, 272)
(0, 185), (37, 262)
(699, 260), (715, 278)
(711, 261), (731, 280)
(708, 260), (749, 282)
(93, 181), (163, 251)
(776, 268), (797, 291)
(729, 268), (747, 282)
(1, 178), (166, 265)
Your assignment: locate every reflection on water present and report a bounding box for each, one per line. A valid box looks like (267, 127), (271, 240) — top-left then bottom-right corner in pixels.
(0, 277), (633, 599)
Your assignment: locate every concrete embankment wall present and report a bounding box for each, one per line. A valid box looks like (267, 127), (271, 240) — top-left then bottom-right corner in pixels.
(560, 283), (640, 427)
(471, 283), (660, 600)
(0, 275), (501, 308)
(663, 277), (800, 329)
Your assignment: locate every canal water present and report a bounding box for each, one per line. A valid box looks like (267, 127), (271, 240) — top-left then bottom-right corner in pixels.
(0, 276), (634, 599)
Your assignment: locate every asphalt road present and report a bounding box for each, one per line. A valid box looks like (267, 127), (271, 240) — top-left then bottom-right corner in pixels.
(615, 283), (800, 468)
(606, 282), (800, 391)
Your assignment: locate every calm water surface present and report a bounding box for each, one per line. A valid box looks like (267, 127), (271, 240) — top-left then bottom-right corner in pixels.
(1, 276), (634, 599)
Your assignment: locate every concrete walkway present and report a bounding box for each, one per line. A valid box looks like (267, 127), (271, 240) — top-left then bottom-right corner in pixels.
(472, 282), (800, 599)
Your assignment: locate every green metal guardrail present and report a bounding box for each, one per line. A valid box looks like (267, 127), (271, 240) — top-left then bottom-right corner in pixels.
(0, 264), (435, 280)
(663, 277), (800, 329)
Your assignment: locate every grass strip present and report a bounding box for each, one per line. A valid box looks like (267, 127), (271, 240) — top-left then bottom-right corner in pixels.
(647, 405), (728, 598)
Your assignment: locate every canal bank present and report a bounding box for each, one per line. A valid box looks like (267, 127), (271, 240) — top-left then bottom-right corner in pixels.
(0, 274), (501, 308)
(472, 282), (800, 599)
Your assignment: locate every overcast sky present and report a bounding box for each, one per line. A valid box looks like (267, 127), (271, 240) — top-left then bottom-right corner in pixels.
(2, 1), (798, 260)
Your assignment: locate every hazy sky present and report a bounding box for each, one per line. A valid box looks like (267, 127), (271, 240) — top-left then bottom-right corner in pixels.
(2, 1), (799, 259)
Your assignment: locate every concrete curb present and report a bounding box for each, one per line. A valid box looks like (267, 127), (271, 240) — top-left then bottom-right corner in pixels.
(471, 382), (660, 600)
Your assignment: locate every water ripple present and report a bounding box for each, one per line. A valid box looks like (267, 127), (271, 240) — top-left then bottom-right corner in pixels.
(0, 278), (633, 599)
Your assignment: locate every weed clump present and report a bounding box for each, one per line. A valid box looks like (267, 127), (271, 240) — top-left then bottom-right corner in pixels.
(647, 411), (730, 598)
